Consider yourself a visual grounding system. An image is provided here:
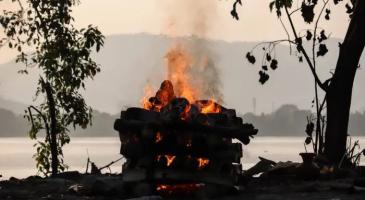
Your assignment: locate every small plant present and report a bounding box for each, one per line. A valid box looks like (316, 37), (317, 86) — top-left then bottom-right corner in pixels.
(304, 112), (326, 154)
(304, 115), (315, 152)
(339, 137), (365, 168)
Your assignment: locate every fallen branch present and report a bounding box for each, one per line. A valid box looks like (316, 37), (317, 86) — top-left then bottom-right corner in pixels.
(99, 157), (123, 172)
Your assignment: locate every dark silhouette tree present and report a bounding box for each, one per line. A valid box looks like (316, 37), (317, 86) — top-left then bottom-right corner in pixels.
(232, 0), (364, 164)
(0, 0), (104, 176)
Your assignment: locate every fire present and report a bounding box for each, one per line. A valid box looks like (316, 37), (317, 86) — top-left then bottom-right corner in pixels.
(155, 132), (163, 143)
(140, 45), (223, 116)
(197, 158), (210, 169)
(156, 183), (205, 195)
(199, 100), (221, 114)
(141, 84), (154, 110)
(157, 155), (176, 167)
(165, 155), (176, 167)
(180, 103), (191, 120)
(166, 45), (197, 103)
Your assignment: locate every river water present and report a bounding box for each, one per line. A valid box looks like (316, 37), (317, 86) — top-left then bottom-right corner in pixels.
(1, 137), (364, 180)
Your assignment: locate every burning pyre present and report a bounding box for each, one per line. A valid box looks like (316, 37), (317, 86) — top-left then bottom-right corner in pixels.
(114, 45), (258, 197)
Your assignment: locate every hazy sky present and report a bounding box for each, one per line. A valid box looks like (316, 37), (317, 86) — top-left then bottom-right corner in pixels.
(0, 0), (352, 64)
(1, 0), (362, 114)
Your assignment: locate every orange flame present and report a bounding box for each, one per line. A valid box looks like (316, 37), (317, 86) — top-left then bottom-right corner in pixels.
(141, 84), (154, 110)
(166, 45), (197, 103)
(140, 44), (222, 115)
(165, 155), (176, 167)
(197, 158), (210, 169)
(199, 100), (221, 114)
(156, 183), (205, 194)
(155, 132), (163, 143)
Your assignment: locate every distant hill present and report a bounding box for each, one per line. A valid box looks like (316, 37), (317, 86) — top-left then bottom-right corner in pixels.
(1, 33), (364, 115)
(244, 104), (365, 136)
(0, 104), (364, 137)
(0, 96), (27, 115)
(0, 108), (28, 137)
(0, 107), (117, 137)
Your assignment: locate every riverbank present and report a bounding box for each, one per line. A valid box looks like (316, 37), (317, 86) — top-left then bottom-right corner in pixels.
(1, 172), (365, 200)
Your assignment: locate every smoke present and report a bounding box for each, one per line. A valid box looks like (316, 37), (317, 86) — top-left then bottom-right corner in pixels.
(162, 0), (223, 102)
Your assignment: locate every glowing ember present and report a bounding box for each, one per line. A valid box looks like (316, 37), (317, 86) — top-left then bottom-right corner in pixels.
(186, 138), (192, 147)
(155, 132), (163, 143)
(156, 183), (205, 194)
(141, 84), (154, 110)
(165, 155), (176, 167)
(181, 103), (191, 120)
(197, 158), (210, 169)
(198, 100), (221, 114)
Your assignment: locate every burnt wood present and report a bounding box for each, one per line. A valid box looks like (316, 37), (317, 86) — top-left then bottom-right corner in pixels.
(120, 141), (242, 160)
(114, 119), (257, 144)
(115, 100), (258, 192)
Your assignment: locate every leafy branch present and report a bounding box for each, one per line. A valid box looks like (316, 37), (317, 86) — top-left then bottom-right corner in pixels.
(1, 0), (104, 176)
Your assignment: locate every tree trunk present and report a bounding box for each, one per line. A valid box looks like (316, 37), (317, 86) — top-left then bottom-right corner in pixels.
(44, 81), (59, 176)
(324, 1), (365, 164)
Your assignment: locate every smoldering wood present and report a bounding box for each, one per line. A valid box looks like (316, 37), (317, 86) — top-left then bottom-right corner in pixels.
(119, 107), (247, 129)
(122, 107), (160, 122)
(120, 142), (242, 160)
(115, 95), (259, 193)
(205, 113), (229, 126)
(114, 119), (257, 144)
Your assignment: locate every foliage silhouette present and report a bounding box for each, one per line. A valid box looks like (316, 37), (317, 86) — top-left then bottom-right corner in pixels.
(0, 0), (104, 176)
(231, 0), (365, 164)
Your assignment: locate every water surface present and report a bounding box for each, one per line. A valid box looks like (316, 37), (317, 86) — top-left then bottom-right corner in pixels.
(1, 137), (364, 180)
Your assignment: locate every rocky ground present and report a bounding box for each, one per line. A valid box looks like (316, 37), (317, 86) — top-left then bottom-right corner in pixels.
(1, 172), (365, 200)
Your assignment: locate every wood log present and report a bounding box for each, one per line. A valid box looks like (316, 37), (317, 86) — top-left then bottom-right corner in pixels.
(120, 106), (247, 129)
(124, 107), (160, 122)
(160, 97), (190, 122)
(222, 109), (236, 119)
(120, 142), (242, 161)
(205, 113), (229, 126)
(114, 119), (257, 144)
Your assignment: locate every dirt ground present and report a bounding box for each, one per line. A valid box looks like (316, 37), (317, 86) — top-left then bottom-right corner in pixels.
(1, 173), (365, 200)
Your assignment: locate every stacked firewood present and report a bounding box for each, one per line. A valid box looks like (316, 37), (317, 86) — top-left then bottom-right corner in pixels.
(113, 80), (258, 195)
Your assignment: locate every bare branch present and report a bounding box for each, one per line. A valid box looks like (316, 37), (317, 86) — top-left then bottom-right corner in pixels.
(251, 39), (296, 52)
(284, 6), (327, 91)
(289, 7), (302, 16)
(99, 157), (123, 171)
(312, 0), (330, 70)
(279, 16), (293, 54)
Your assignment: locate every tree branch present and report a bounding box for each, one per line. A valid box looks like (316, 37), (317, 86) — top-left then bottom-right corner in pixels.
(251, 39), (296, 52)
(28, 105), (50, 141)
(313, 0), (329, 70)
(98, 157), (123, 171)
(289, 7), (302, 16)
(279, 16), (293, 54)
(284, 6), (327, 91)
